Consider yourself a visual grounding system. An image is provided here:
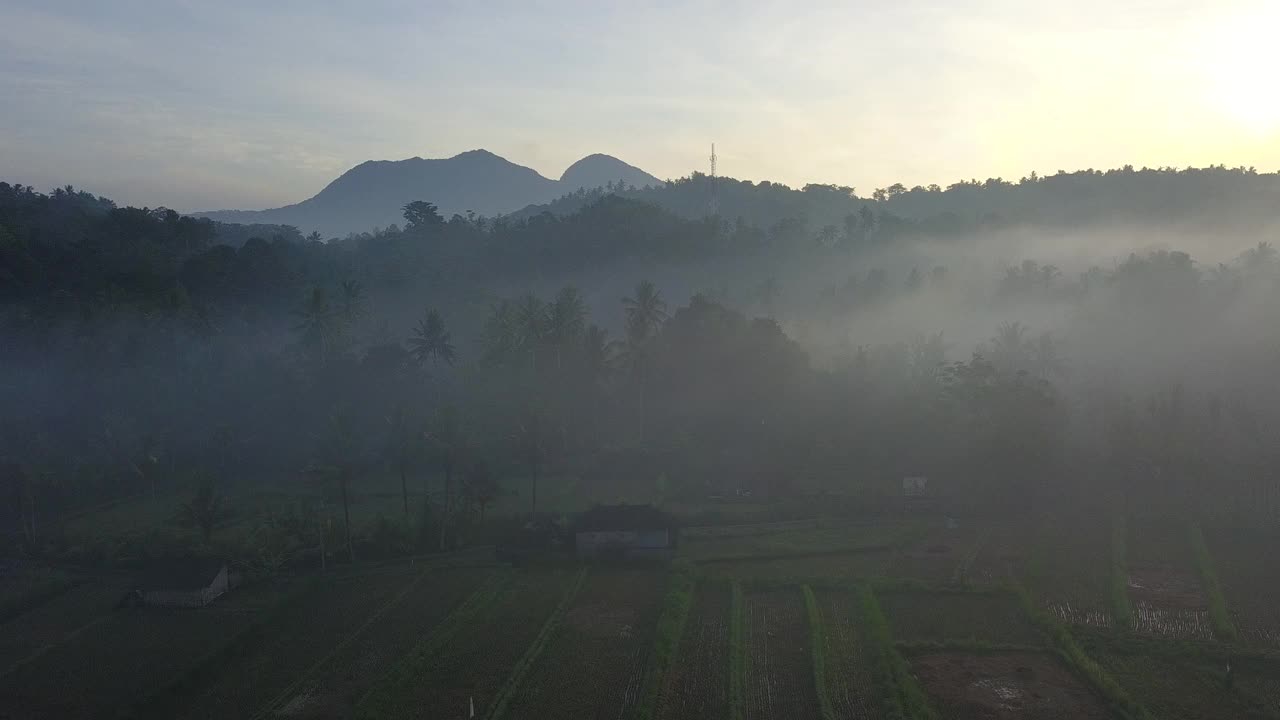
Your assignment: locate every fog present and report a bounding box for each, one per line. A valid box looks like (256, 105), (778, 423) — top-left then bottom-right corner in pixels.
(2, 178), (1279, 562)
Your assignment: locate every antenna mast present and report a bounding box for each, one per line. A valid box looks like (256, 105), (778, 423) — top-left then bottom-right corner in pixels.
(708, 143), (719, 216)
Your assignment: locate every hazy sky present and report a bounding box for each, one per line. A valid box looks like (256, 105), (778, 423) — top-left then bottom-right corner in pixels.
(2, 0), (1278, 212)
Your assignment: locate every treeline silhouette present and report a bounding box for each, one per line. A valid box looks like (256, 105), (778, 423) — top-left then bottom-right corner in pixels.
(1, 173), (1278, 569)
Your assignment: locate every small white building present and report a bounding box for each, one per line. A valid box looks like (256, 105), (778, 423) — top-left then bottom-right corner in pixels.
(573, 504), (675, 560)
(130, 559), (230, 608)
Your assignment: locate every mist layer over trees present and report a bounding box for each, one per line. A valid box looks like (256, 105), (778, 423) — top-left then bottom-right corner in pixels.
(2, 169), (1278, 565)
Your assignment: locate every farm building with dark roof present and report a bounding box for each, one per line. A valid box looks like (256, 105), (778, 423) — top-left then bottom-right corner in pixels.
(572, 503), (675, 560)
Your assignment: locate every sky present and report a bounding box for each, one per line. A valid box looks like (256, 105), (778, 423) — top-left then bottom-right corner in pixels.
(2, 0), (1278, 212)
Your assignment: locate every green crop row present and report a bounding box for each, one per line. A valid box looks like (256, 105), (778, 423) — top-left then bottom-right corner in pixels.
(354, 571), (511, 719)
(855, 587), (936, 720)
(729, 581), (745, 720)
(1110, 513), (1134, 630)
(1014, 584), (1152, 720)
(1187, 524), (1237, 642)
(630, 560), (695, 720)
(485, 566), (588, 720)
(802, 585), (838, 720)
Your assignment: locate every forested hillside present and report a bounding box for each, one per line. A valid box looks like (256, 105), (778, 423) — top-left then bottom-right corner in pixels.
(2, 168), (1279, 569)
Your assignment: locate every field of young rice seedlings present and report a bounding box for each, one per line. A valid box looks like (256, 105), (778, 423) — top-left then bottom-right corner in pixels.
(656, 581), (731, 720)
(878, 589), (1044, 647)
(0, 602), (263, 720)
(815, 589), (883, 719)
(698, 549), (893, 583)
(1020, 519), (1113, 629)
(152, 567), (422, 720)
(503, 567), (667, 719)
(909, 651), (1113, 720)
(0, 574), (133, 672)
(1207, 528), (1280, 648)
(742, 588), (821, 720)
(1127, 522), (1214, 641)
(266, 567), (491, 719)
(1086, 641), (1276, 720)
(354, 567), (577, 720)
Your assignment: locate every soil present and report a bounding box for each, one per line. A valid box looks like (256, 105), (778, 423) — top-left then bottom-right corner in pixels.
(743, 589), (821, 720)
(507, 568), (666, 720)
(387, 568), (573, 720)
(818, 591), (882, 719)
(880, 591), (1043, 647)
(658, 582), (730, 720)
(911, 652), (1111, 720)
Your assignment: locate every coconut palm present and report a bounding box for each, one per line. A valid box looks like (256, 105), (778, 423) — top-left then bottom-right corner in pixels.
(514, 293), (547, 363)
(294, 287), (339, 363)
(481, 299), (520, 364)
(337, 280), (366, 328)
(424, 405), (465, 550)
(178, 476), (229, 542)
(407, 308), (456, 366)
(385, 405), (414, 518)
(622, 280), (667, 345)
(545, 286), (586, 368)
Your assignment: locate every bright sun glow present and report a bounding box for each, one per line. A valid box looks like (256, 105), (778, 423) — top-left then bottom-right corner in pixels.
(1198, 6), (1280, 135)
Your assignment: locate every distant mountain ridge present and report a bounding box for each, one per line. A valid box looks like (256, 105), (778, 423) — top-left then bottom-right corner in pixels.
(195, 150), (661, 236)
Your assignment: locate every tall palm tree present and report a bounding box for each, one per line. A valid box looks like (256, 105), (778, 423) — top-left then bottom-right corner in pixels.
(385, 406), (414, 518)
(338, 280), (366, 329)
(407, 308), (456, 366)
(622, 280), (668, 345)
(313, 411), (359, 564)
(513, 410), (544, 518)
(294, 287), (338, 363)
(481, 299), (519, 364)
(545, 286), (586, 368)
(424, 405), (464, 550)
(514, 293), (546, 367)
(621, 281), (667, 442)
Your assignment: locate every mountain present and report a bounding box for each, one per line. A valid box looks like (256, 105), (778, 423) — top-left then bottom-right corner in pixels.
(196, 150), (660, 237)
(560, 153), (661, 192)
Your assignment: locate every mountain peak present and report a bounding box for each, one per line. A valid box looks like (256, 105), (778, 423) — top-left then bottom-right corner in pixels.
(561, 154), (661, 191)
(195, 149), (661, 236)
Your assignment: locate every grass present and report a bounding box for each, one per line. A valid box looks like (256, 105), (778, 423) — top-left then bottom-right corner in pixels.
(1111, 513), (1134, 630)
(855, 586), (936, 720)
(729, 581), (745, 720)
(802, 585), (837, 720)
(1187, 523), (1237, 643)
(1014, 583), (1152, 720)
(681, 520), (917, 563)
(484, 566), (588, 720)
(0, 569), (77, 624)
(127, 580), (314, 719)
(249, 566), (446, 720)
(630, 560), (695, 720)
(353, 571), (511, 719)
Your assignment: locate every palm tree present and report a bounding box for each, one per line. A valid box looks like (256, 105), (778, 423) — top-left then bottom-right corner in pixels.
(622, 280), (668, 345)
(514, 410), (544, 518)
(178, 476), (229, 543)
(385, 406), (414, 518)
(545, 287), (586, 368)
(338, 280), (366, 329)
(481, 299), (520, 364)
(984, 321), (1029, 373)
(407, 309), (456, 366)
(581, 325), (617, 384)
(294, 287), (338, 363)
(621, 281), (667, 442)
(424, 405), (465, 550)
(461, 458), (499, 522)
(311, 411), (358, 563)
(514, 293), (547, 367)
